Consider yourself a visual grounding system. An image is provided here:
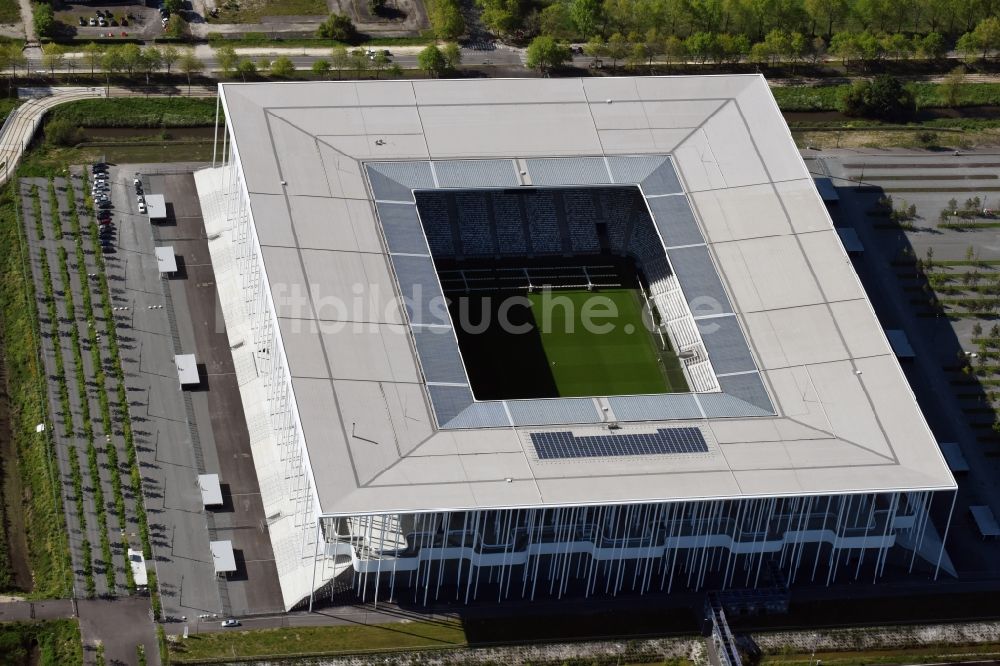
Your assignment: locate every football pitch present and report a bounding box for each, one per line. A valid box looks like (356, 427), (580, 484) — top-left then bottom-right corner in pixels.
(450, 288), (689, 400)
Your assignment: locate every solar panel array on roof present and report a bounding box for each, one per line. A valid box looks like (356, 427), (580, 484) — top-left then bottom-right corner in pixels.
(531, 427), (709, 460)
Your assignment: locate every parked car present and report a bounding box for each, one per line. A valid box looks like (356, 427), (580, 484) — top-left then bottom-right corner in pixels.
(88, 17), (97, 26)
(138, 201), (146, 213)
(78, 17), (86, 26)
(98, 201), (113, 209)
(221, 619), (241, 628)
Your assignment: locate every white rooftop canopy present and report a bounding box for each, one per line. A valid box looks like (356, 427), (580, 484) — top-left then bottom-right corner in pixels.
(145, 193), (167, 219)
(198, 473), (223, 507)
(970, 505), (1000, 539)
(938, 442), (969, 474)
(837, 228), (863, 253)
(155, 246), (177, 274)
(813, 176), (840, 202)
(175, 354), (198, 387)
(886, 329), (915, 359)
(210, 540), (237, 573)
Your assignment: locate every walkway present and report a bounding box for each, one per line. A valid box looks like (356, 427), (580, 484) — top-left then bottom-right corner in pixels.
(0, 87), (104, 187)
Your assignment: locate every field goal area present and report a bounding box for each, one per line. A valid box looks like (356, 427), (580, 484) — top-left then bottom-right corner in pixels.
(438, 258), (690, 400)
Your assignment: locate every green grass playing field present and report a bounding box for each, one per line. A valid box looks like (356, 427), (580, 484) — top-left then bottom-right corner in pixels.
(450, 288), (688, 400)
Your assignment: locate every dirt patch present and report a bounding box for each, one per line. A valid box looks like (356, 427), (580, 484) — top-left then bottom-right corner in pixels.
(0, 357), (33, 592)
(330, 0), (428, 36)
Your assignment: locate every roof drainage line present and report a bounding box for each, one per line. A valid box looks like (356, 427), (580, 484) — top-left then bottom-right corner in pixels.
(644, 192), (687, 199)
(664, 242), (707, 250)
(733, 99), (900, 465)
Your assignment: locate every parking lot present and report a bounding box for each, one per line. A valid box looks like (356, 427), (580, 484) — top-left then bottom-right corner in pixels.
(56, 3), (172, 40)
(96, 163), (284, 621)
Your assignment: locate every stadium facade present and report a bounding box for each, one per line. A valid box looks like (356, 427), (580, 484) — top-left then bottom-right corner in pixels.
(195, 76), (957, 612)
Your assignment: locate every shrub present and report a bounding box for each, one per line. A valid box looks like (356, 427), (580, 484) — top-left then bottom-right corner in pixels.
(317, 13), (359, 43)
(840, 75), (916, 121)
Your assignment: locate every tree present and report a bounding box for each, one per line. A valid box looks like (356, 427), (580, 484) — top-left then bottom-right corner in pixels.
(141, 47), (163, 85)
(45, 116), (82, 146)
(270, 55), (295, 78)
(350, 48), (369, 78)
(685, 32), (717, 64)
(161, 44), (180, 74)
(539, 2), (575, 41)
(178, 49), (203, 95)
(941, 66), (966, 106)
(418, 45), (448, 77)
(331, 46), (350, 78)
(804, 0), (847, 39)
(370, 51), (391, 78)
(840, 75), (916, 121)
(83, 42), (103, 79)
(317, 13), (359, 43)
(917, 32), (946, 60)
(311, 58), (332, 77)
(5, 43), (25, 91)
(525, 35), (571, 74)
(570, 0), (603, 38)
(41, 44), (65, 78)
(477, 0), (526, 37)
(663, 35), (686, 66)
(605, 32), (629, 69)
(214, 45), (239, 77)
(974, 17), (1000, 59)
(236, 59), (257, 81)
(428, 0), (465, 40)
(33, 2), (56, 39)
(442, 42), (462, 69)
(101, 46), (125, 79)
(120, 43), (143, 77)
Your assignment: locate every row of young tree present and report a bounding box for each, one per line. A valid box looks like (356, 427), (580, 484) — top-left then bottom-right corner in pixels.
(472, 0), (1000, 44)
(522, 16), (1000, 74)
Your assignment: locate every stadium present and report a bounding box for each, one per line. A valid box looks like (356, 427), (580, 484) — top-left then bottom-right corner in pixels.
(195, 76), (957, 611)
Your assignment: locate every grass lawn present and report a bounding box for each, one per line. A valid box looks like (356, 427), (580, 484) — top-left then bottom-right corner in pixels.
(47, 98), (217, 128)
(169, 620), (468, 662)
(531, 289), (686, 397)
(763, 643), (1000, 666)
(209, 0), (329, 23)
(451, 287), (686, 400)
(0, 0), (19, 24)
(0, 173), (72, 597)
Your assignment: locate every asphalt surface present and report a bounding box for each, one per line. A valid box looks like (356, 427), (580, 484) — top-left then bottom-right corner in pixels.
(148, 171), (284, 616)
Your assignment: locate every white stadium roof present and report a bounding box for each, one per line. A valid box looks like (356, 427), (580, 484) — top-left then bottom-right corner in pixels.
(219, 76), (955, 517)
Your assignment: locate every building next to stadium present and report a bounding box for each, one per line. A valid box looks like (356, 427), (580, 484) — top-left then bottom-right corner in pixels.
(194, 75), (957, 612)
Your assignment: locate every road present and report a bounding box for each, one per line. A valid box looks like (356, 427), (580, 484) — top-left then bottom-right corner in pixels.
(0, 86), (104, 186)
